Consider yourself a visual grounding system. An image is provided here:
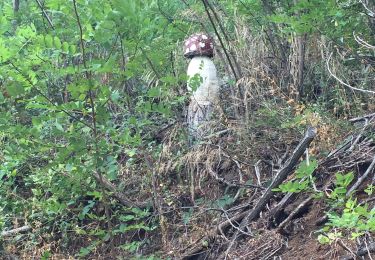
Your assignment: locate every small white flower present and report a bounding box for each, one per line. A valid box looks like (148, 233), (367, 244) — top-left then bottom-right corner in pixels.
(201, 35), (208, 40)
(199, 42), (205, 48)
(190, 44), (197, 51)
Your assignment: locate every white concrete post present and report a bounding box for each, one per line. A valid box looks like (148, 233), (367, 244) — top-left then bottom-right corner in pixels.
(187, 56), (219, 143)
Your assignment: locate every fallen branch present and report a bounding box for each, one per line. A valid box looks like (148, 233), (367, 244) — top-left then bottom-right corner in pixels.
(339, 242), (375, 260)
(277, 196), (313, 232)
(359, 0), (375, 18)
(268, 192), (295, 226)
(347, 154), (375, 195)
(182, 127), (317, 257)
(1, 225), (31, 237)
(315, 215), (329, 226)
(274, 137), (355, 229)
(349, 113), (375, 123)
(326, 136), (353, 159)
(181, 199), (255, 258)
(269, 176), (319, 226)
(236, 127), (317, 231)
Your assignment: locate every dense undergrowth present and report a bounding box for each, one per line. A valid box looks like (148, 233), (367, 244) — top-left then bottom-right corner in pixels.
(0, 0), (374, 259)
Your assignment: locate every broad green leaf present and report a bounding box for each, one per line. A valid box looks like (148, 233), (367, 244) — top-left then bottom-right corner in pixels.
(54, 36), (61, 49)
(44, 34), (53, 48)
(55, 120), (64, 131)
(62, 41), (69, 52)
(69, 45), (77, 54)
(6, 82), (24, 96)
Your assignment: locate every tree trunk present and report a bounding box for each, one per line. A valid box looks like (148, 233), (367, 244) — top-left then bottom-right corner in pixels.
(288, 33), (307, 100)
(13, 0), (19, 12)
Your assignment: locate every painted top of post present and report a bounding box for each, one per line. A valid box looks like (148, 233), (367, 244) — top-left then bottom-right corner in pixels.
(183, 33), (214, 59)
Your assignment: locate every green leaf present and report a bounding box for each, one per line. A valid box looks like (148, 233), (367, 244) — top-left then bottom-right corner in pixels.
(120, 241), (142, 253)
(44, 34), (53, 48)
(79, 201), (95, 220)
(119, 215), (135, 222)
(69, 45), (77, 54)
(295, 159), (318, 178)
(6, 82), (24, 97)
(318, 234), (331, 244)
(55, 120), (64, 131)
(110, 90), (120, 103)
(54, 36), (61, 49)
(0, 91), (4, 102)
(335, 172), (354, 188)
(41, 250), (51, 260)
(62, 41), (69, 52)
(78, 247), (91, 257)
(148, 87), (160, 97)
(183, 208), (193, 225)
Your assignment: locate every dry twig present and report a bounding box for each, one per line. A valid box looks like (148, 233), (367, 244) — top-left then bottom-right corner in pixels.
(326, 52), (375, 95)
(1, 225), (31, 237)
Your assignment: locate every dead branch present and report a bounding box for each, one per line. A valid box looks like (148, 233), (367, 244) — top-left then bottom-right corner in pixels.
(182, 127), (317, 257)
(268, 192), (295, 225)
(349, 112), (375, 123)
(348, 117), (373, 152)
(181, 198), (256, 257)
(269, 174), (317, 225)
(315, 215), (329, 226)
(339, 242), (375, 260)
(181, 211), (247, 257)
(360, 0), (375, 17)
(326, 136), (353, 158)
(327, 52), (375, 95)
(221, 127), (317, 256)
(277, 196), (313, 232)
(1, 225), (31, 237)
(254, 160), (262, 186)
(353, 32), (375, 50)
(337, 240), (357, 259)
(236, 127), (317, 231)
(347, 154), (375, 195)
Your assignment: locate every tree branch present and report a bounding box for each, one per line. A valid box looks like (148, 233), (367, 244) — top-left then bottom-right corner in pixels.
(1, 225), (31, 237)
(35, 0), (55, 29)
(237, 127), (317, 230)
(201, 0), (239, 81)
(327, 52), (375, 95)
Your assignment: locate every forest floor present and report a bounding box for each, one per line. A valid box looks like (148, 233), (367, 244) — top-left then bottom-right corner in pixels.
(3, 110), (375, 260)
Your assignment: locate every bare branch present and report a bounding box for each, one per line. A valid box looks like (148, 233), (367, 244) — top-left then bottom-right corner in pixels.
(35, 0), (55, 29)
(360, 0), (375, 17)
(238, 127), (317, 229)
(353, 32), (375, 49)
(201, 0), (239, 81)
(347, 154), (375, 195)
(326, 52), (375, 95)
(1, 225), (31, 237)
